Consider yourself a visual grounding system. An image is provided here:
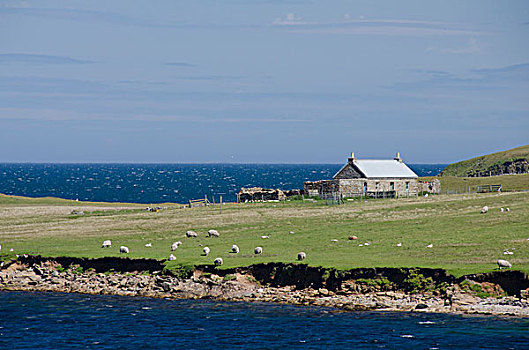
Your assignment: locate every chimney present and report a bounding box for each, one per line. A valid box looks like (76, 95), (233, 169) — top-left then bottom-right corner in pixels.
(394, 152), (402, 163)
(348, 151), (356, 163)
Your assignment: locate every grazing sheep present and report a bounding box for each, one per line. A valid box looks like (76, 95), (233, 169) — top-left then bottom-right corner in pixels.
(481, 206), (489, 214)
(203, 247), (210, 256)
(120, 246), (130, 254)
(497, 259), (512, 269)
(426, 244), (433, 248)
(364, 242), (371, 246)
(168, 254), (176, 261)
(503, 249), (514, 255)
(331, 239), (338, 242)
(231, 245), (240, 254)
(396, 243), (402, 247)
(261, 235), (270, 239)
(506, 208), (510, 212)
(208, 229), (220, 237)
(0, 244), (2, 252)
(254, 246), (263, 255)
(348, 235), (358, 241)
(9, 248), (13, 252)
(214, 257), (223, 266)
(289, 231), (294, 234)
(171, 242), (179, 251)
(500, 207), (504, 212)
(297, 252), (306, 261)
(102, 240), (112, 248)
(186, 230), (198, 238)
(145, 243), (152, 247)
(359, 244), (364, 247)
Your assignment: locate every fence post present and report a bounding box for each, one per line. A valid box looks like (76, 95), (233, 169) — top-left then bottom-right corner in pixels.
(220, 195), (222, 214)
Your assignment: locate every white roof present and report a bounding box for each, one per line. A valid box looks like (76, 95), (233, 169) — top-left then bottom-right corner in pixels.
(354, 160), (417, 178)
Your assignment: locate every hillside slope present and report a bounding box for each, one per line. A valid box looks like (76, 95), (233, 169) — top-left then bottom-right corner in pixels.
(440, 145), (529, 177)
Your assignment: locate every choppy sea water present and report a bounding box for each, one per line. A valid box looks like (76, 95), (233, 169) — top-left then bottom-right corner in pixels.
(0, 163), (445, 204)
(0, 291), (527, 349)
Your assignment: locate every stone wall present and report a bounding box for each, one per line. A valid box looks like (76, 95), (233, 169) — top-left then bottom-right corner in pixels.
(338, 178), (419, 197)
(238, 187), (286, 202)
(304, 180), (340, 197)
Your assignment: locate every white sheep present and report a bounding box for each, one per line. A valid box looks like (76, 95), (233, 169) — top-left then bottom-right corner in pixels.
(497, 259), (512, 269)
(168, 254), (176, 261)
(203, 246), (210, 256)
(426, 244), (433, 248)
(208, 229), (220, 237)
(214, 257), (223, 266)
(186, 230), (198, 238)
(500, 207), (504, 212)
(506, 208), (510, 212)
(0, 244), (2, 252)
(289, 231), (294, 234)
(261, 235), (270, 239)
(231, 245), (240, 254)
(171, 242), (181, 251)
(145, 243), (152, 247)
(297, 252), (306, 261)
(254, 246), (263, 255)
(120, 246), (129, 254)
(396, 243), (402, 247)
(102, 240), (112, 248)
(481, 206), (489, 214)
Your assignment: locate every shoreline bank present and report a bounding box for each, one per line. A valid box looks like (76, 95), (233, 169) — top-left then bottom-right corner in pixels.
(1, 256), (528, 317)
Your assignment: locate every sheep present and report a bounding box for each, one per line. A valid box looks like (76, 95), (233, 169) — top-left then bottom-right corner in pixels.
(254, 246), (263, 255)
(364, 242), (371, 246)
(168, 254), (176, 261)
(171, 241), (183, 251)
(214, 257), (223, 266)
(289, 231), (294, 234)
(0, 244), (2, 252)
(186, 230), (198, 238)
(208, 229), (220, 237)
(203, 246), (210, 256)
(120, 246), (129, 254)
(426, 244), (433, 248)
(231, 245), (239, 254)
(348, 235), (358, 240)
(497, 259), (512, 269)
(145, 243), (152, 247)
(297, 252), (306, 261)
(503, 250), (513, 255)
(102, 240), (112, 248)
(481, 206), (488, 214)
(331, 239), (338, 242)
(500, 207), (504, 212)
(261, 235), (270, 239)
(396, 243), (402, 247)
(506, 208), (510, 212)
(9, 248), (13, 252)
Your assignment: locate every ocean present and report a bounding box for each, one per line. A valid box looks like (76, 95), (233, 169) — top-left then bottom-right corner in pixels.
(0, 163), (445, 204)
(0, 291), (527, 349)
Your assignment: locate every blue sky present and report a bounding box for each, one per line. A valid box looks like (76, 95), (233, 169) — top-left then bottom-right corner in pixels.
(1, 0), (528, 163)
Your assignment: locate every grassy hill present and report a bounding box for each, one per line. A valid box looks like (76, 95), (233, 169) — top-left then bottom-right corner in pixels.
(440, 145), (529, 177)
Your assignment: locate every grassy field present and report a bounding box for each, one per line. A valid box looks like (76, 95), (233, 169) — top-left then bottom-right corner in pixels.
(1, 192), (528, 277)
(421, 173), (529, 193)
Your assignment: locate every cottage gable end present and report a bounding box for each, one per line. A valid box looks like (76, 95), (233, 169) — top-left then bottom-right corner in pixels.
(333, 163), (364, 179)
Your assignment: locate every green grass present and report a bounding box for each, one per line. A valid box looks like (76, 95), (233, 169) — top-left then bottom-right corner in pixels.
(440, 144), (529, 177)
(1, 192), (528, 277)
(420, 174), (529, 193)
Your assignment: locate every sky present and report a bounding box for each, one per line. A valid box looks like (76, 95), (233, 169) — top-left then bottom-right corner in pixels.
(1, 0), (528, 164)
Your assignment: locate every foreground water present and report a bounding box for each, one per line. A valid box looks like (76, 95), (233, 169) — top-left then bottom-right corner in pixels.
(0, 163), (445, 204)
(0, 291), (527, 349)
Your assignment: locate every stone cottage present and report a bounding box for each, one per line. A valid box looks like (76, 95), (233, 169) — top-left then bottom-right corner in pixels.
(305, 152), (429, 198)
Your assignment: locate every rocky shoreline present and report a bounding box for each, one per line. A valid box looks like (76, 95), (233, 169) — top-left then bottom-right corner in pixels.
(1, 256), (528, 317)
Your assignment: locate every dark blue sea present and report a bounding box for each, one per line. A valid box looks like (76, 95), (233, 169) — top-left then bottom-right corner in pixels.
(0, 163), (445, 204)
(0, 291), (527, 349)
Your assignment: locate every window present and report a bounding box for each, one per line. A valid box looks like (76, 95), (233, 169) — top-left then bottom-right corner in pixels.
(406, 182), (409, 190)
(390, 182), (394, 190)
(376, 182), (380, 190)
